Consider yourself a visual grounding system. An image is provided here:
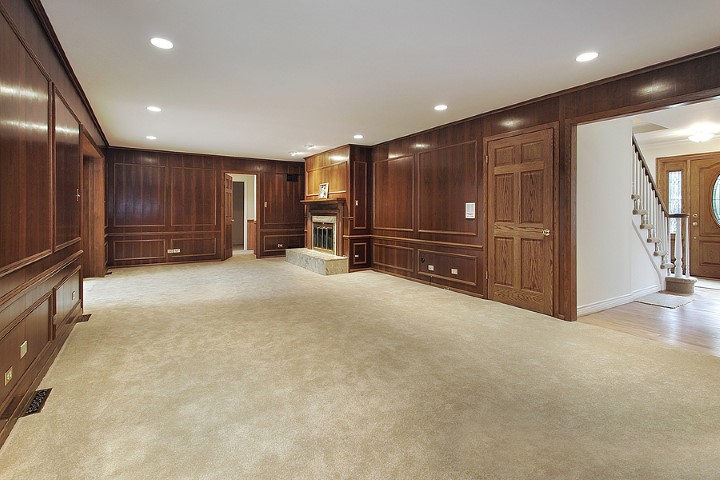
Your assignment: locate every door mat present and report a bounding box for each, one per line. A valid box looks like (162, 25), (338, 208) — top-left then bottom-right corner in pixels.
(636, 293), (694, 308)
(696, 278), (720, 290)
(77, 314), (91, 323)
(22, 389), (52, 416)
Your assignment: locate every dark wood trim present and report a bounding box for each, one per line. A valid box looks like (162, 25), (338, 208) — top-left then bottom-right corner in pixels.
(110, 145), (303, 166)
(26, 0), (108, 146)
(371, 235), (484, 250)
(0, 252), (82, 312)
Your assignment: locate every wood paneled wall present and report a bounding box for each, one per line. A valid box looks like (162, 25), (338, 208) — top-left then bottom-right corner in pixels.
(0, 3), (88, 447)
(371, 119), (485, 295)
(106, 148), (304, 265)
(371, 48), (720, 320)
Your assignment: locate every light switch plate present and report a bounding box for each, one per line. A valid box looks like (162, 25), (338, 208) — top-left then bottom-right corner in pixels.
(4, 367), (12, 386)
(465, 203), (475, 219)
(428, 265), (434, 271)
(20, 340), (28, 359)
(451, 268), (458, 275)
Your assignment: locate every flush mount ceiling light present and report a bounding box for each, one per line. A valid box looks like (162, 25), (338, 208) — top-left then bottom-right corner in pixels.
(146, 106), (161, 112)
(146, 135), (157, 140)
(434, 104), (448, 111)
(353, 134), (364, 140)
(688, 132), (714, 143)
(150, 37), (173, 49)
(576, 51), (599, 62)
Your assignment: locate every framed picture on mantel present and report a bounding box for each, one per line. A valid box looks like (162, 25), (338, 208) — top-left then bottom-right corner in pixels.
(318, 183), (329, 199)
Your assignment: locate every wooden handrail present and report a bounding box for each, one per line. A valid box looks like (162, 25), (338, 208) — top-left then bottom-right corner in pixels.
(632, 135), (669, 215)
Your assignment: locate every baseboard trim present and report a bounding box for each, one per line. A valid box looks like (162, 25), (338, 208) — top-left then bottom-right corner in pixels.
(577, 284), (660, 317)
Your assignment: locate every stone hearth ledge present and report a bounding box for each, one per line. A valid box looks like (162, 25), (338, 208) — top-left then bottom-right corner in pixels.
(285, 248), (349, 275)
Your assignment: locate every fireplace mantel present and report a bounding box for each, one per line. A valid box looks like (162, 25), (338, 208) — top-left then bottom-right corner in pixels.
(300, 198), (346, 205)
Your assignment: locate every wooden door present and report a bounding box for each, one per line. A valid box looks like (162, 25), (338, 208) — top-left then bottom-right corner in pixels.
(487, 128), (554, 315)
(690, 156), (720, 278)
(223, 174), (233, 259)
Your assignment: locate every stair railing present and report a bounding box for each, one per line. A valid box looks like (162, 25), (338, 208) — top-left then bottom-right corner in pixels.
(631, 136), (677, 275)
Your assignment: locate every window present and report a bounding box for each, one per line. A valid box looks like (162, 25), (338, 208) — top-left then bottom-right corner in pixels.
(712, 174), (720, 226)
(668, 171), (682, 233)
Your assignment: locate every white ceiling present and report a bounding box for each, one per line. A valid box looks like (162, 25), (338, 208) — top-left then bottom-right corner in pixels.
(633, 99), (720, 147)
(41, 0), (720, 161)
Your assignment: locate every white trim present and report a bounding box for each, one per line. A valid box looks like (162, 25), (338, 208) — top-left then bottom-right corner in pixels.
(577, 284), (660, 317)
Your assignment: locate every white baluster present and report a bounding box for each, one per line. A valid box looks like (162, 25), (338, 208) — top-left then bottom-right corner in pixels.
(674, 216), (684, 278)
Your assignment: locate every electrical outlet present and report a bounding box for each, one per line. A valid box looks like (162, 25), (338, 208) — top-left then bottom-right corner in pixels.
(428, 265), (434, 271)
(277, 244), (284, 248)
(20, 341), (27, 359)
(4, 367), (12, 386)
(167, 248), (181, 254)
(451, 268), (458, 275)
(72, 290), (76, 300)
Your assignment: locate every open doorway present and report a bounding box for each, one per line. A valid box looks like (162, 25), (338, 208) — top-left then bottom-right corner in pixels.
(80, 129), (105, 278)
(576, 98), (720, 356)
(224, 173), (257, 257)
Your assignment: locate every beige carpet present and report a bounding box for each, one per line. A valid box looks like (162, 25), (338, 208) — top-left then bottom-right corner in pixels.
(1, 257), (719, 479)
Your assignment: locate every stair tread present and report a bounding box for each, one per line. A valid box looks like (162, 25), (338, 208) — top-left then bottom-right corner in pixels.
(640, 223), (653, 229)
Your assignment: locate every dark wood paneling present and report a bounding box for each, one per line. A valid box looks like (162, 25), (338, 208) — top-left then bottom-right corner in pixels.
(0, 12), (52, 276)
(372, 243), (414, 273)
(262, 233), (305, 254)
(53, 92), (81, 250)
(263, 172), (304, 226)
(112, 239), (166, 263)
(373, 155), (414, 231)
(351, 241), (368, 268)
(417, 249), (478, 287)
(353, 161), (368, 230)
(171, 166), (216, 226)
(112, 163), (166, 227)
(171, 237), (217, 259)
(53, 266), (80, 328)
(417, 141), (478, 236)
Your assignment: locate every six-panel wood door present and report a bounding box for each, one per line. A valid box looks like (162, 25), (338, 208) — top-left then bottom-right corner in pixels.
(690, 156), (720, 278)
(487, 128), (554, 315)
(223, 174), (233, 259)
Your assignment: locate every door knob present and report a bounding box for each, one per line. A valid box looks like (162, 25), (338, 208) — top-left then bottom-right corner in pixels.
(542, 229), (550, 237)
(692, 222), (698, 226)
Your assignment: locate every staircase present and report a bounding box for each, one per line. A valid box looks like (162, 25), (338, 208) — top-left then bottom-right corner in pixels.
(631, 136), (695, 294)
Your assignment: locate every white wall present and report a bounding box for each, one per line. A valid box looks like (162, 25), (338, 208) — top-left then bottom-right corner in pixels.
(577, 118), (661, 315)
(639, 137), (720, 182)
(230, 174), (256, 220)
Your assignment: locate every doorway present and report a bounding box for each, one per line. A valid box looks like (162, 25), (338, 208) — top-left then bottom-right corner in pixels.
(80, 129), (105, 278)
(223, 172), (257, 258)
(658, 151), (720, 278)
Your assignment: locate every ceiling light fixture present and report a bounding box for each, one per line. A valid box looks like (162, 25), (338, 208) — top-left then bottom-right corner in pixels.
(576, 51), (599, 62)
(146, 135), (157, 140)
(150, 37), (173, 49)
(353, 134), (364, 140)
(289, 151), (304, 157)
(304, 145), (317, 150)
(434, 104), (448, 111)
(147, 106), (161, 112)
(688, 132), (714, 143)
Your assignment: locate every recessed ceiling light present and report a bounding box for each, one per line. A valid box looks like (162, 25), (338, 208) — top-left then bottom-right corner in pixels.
(688, 132), (714, 143)
(576, 51), (599, 62)
(150, 37), (173, 49)
(289, 151), (305, 157)
(304, 145), (318, 150)
(147, 106), (161, 112)
(146, 135), (157, 140)
(353, 134), (364, 140)
(434, 104), (448, 111)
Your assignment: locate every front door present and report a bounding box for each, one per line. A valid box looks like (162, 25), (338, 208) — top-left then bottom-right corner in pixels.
(487, 128), (554, 315)
(690, 156), (720, 278)
(224, 174), (233, 259)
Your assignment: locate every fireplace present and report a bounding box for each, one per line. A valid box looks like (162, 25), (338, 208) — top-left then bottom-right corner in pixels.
(311, 215), (337, 255)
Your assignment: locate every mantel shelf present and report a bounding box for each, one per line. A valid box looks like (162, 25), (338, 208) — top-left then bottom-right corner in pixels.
(300, 198), (346, 205)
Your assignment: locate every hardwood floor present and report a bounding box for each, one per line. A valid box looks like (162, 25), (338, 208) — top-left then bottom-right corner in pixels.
(579, 278), (720, 357)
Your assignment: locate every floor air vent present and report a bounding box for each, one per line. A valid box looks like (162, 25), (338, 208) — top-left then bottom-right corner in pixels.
(23, 389), (52, 416)
(78, 314), (91, 322)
